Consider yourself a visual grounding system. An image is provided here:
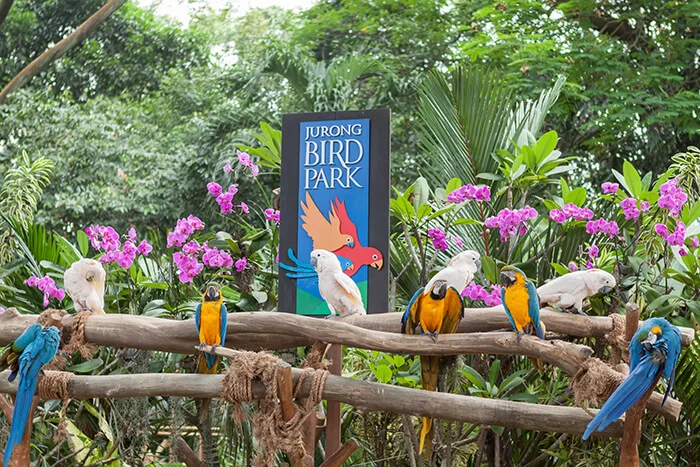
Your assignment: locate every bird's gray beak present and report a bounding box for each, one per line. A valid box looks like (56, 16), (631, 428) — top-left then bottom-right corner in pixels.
(598, 286), (612, 294)
(476, 259), (482, 270)
(205, 286), (219, 301)
(641, 331), (658, 351)
(500, 271), (515, 286)
(310, 256), (318, 267)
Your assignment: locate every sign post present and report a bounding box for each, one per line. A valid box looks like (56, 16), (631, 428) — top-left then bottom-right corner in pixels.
(279, 109), (390, 462)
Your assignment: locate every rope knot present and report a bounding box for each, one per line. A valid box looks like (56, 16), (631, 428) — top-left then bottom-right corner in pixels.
(63, 310), (97, 359)
(570, 357), (625, 409)
(220, 350), (328, 466)
(38, 370), (72, 441)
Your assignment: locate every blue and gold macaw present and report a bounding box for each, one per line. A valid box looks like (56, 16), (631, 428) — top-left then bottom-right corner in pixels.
(194, 284), (228, 415)
(500, 266), (545, 342)
(4, 326), (60, 467)
(583, 317), (681, 439)
(401, 280), (464, 458)
(0, 323), (42, 381)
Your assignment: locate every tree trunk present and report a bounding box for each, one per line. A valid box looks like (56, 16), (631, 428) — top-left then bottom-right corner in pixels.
(0, 0), (127, 104)
(0, 0), (14, 28)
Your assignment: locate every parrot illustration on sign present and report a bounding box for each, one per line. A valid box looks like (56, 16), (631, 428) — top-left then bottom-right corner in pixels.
(583, 317), (681, 439)
(300, 193), (356, 251)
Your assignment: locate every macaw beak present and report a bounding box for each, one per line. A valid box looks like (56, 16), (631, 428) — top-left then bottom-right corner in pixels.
(205, 286), (220, 301)
(371, 259), (383, 269)
(310, 256), (318, 267)
(641, 331), (658, 352)
(598, 285), (612, 294)
(347, 264), (355, 271)
(348, 241), (355, 247)
(500, 271), (515, 286)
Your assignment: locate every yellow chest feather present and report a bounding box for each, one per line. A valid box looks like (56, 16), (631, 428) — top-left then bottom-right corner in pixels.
(504, 280), (532, 330)
(199, 301), (222, 344)
(420, 297), (445, 334)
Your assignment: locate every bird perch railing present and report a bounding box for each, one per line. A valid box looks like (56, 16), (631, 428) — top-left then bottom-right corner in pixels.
(0, 354), (625, 440)
(0, 308), (692, 423)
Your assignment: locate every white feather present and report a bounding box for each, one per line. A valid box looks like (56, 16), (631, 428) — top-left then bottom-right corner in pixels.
(311, 249), (366, 316)
(424, 250), (481, 295)
(538, 269), (616, 313)
(64, 259), (106, 314)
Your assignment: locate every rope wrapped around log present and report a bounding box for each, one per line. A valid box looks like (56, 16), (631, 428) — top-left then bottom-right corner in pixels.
(37, 371), (72, 441)
(220, 351), (328, 465)
(602, 313), (629, 365)
(63, 310), (97, 359)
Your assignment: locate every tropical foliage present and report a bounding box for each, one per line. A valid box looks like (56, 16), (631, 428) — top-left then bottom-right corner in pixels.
(0, 0), (698, 466)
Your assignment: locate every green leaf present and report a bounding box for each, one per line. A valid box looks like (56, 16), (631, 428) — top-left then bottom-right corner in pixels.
(413, 177), (430, 211)
(67, 358), (103, 374)
(481, 256), (498, 284)
(374, 364), (392, 384)
(491, 425), (505, 436)
(564, 187), (586, 207)
(77, 230), (89, 257)
(460, 364), (487, 389)
(623, 161), (642, 196)
(445, 177), (462, 195)
(453, 218), (481, 226)
(488, 359), (501, 386)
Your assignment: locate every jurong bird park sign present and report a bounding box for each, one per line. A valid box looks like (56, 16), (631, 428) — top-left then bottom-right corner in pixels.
(279, 110), (390, 315)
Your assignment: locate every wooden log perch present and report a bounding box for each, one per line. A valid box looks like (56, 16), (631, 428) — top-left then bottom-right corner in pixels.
(0, 370), (623, 439)
(0, 309), (685, 421)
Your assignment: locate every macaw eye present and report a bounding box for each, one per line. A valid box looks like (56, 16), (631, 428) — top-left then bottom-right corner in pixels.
(372, 254), (378, 260)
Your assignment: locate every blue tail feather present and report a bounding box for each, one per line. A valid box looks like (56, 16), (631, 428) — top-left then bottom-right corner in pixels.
(205, 353), (217, 369)
(4, 369), (39, 467)
(583, 358), (660, 439)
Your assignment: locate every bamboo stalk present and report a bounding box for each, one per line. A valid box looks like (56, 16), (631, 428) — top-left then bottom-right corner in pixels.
(0, 370), (624, 438)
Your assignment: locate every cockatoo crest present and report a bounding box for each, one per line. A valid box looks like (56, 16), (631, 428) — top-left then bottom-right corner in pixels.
(64, 259), (106, 314)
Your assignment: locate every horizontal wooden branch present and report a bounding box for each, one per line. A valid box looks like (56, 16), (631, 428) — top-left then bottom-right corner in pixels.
(0, 369), (623, 439)
(0, 309), (684, 421)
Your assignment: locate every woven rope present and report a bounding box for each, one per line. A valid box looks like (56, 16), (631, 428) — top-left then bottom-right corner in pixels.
(37, 371), (72, 441)
(570, 357), (625, 413)
(221, 350), (329, 466)
(63, 310), (97, 359)
(603, 313), (629, 364)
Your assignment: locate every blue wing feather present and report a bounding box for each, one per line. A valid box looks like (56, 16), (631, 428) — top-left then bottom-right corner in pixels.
(526, 281), (544, 339)
(583, 355), (661, 439)
(11, 323), (42, 352)
(220, 304), (228, 348)
(402, 288), (424, 334)
(194, 304), (201, 334)
(500, 287), (517, 332)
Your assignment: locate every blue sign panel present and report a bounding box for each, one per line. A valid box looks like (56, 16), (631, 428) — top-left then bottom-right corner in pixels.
(279, 110), (390, 315)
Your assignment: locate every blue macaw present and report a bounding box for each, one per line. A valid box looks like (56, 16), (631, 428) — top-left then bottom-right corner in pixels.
(4, 326), (61, 467)
(0, 323), (42, 382)
(279, 248), (354, 279)
(583, 317), (681, 439)
(194, 284), (227, 417)
(401, 280), (464, 458)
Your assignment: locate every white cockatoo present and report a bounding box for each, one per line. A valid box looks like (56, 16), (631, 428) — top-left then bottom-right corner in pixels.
(538, 268), (616, 314)
(63, 258), (106, 314)
(310, 249), (366, 317)
(423, 250), (481, 296)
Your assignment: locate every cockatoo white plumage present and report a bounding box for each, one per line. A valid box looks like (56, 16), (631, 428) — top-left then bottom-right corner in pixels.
(538, 268), (616, 314)
(310, 249), (366, 317)
(423, 250), (481, 295)
(63, 259), (106, 314)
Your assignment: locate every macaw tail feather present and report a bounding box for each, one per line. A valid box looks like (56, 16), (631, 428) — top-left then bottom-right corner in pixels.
(4, 375), (39, 467)
(419, 416), (434, 458)
(528, 357), (543, 373)
(419, 355), (439, 457)
(198, 355), (219, 375)
(582, 358), (661, 440)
